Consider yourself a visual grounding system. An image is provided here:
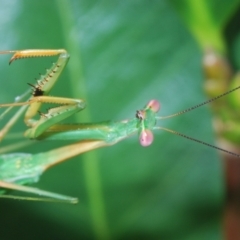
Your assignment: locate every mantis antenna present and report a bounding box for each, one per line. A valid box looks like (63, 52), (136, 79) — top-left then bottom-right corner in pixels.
(154, 85), (240, 158)
(157, 85), (240, 120)
(154, 126), (240, 158)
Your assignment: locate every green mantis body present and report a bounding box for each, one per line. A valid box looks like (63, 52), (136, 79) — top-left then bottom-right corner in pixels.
(0, 49), (239, 203)
(0, 49), (161, 203)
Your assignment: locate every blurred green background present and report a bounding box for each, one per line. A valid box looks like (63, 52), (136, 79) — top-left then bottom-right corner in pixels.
(0, 0), (240, 239)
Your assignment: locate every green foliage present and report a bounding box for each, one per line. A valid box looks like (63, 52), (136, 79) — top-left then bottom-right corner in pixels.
(170, 0), (240, 52)
(0, 0), (239, 239)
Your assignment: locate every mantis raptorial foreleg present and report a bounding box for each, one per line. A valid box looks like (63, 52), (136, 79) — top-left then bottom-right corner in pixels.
(0, 96), (86, 138)
(0, 49), (86, 139)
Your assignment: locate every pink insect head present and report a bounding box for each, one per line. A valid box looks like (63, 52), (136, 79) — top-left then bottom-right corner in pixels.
(138, 100), (160, 147)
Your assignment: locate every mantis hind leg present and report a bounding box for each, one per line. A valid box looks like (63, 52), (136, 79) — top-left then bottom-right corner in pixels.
(0, 180), (78, 204)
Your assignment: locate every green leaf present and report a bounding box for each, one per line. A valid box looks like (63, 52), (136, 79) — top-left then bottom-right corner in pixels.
(170, 0), (240, 52)
(0, 0), (234, 239)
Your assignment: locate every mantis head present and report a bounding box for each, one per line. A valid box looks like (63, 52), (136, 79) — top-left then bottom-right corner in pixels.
(137, 100), (160, 147)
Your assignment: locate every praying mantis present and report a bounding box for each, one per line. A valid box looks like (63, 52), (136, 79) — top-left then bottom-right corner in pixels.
(0, 49), (239, 204)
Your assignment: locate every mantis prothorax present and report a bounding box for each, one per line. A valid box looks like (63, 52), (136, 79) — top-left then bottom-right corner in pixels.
(0, 49), (239, 204)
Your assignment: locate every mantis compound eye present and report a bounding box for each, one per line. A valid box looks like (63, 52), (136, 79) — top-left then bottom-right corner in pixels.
(136, 110), (146, 120)
(139, 129), (154, 147)
(147, 100), (160, 113)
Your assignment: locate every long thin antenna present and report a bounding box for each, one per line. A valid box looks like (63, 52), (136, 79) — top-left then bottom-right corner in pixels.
(157, 85), (240, 120)
(155, 126), (240, 158)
